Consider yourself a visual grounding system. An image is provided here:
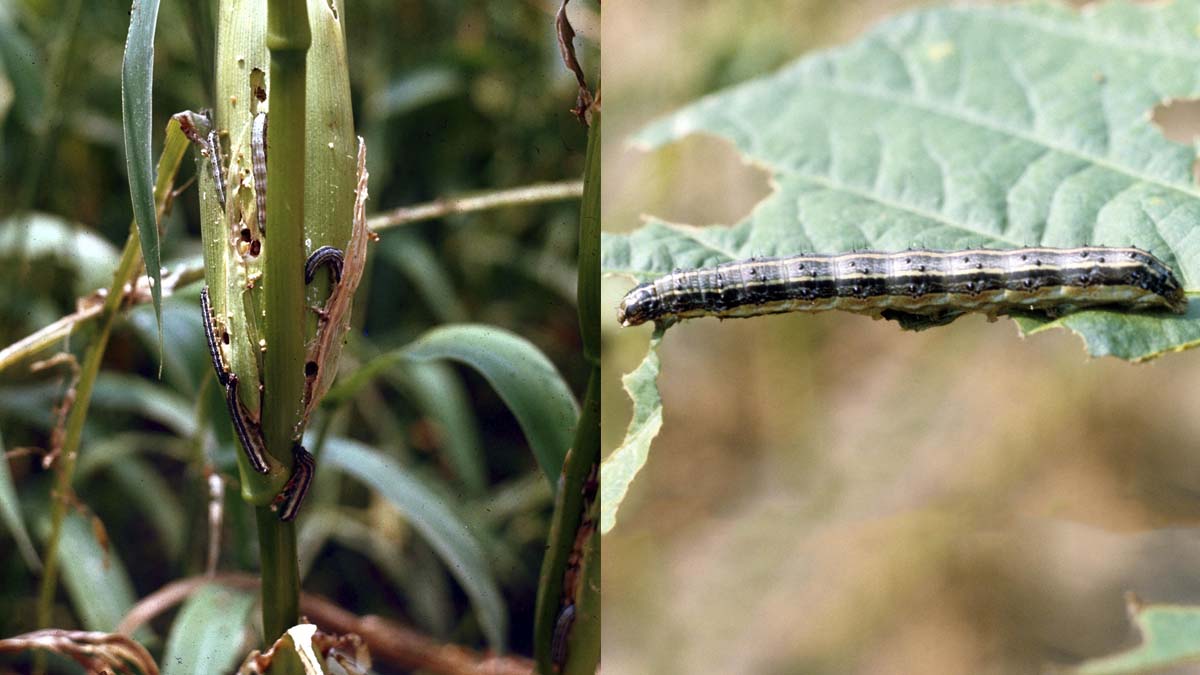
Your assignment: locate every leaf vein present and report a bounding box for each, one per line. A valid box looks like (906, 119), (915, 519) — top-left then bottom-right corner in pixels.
(805, 76), (1200, 202)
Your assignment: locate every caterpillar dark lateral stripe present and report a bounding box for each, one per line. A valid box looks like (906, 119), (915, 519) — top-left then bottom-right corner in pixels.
(304, 245), (344, 284)
(273, 444), (315, 522)
(617, 247), (1188, 328)
(251, 112), (268, 235)
(206, 129), (227, 212)
(225, 374), (271, 475)
(200, 287), (229, 386)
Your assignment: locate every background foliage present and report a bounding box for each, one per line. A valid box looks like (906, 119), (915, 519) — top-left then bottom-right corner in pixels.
(0, 0), (593, 669)
(602, 1), (1200, 673)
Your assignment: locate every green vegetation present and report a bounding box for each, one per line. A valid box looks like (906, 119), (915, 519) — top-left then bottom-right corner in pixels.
(0, 0), (596, 671)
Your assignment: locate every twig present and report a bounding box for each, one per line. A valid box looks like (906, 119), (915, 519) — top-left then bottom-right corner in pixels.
(368, 180), (583, 231)
(118, 573), (535, 675)
(0, 181), (582, 374)
(0, 629), (158, 675)
(0, 262), (204, 374)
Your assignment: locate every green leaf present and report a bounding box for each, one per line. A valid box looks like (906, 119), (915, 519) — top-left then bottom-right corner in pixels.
(92, 373), (198, 438)
(389, 360), (487, 494)
(121, 0), (163, 353)
(332, 324), (579, 486)
(403, 325), (579, 485)
(74, 431), (187, 482)
(602, 1), (1200, 362)
(108, 458), (186, 562)
(127, 298), (204, 394)
(39, 511), (139, 634)
(1075, 599), (1200, 674)
(381, 232), (469, 324)
(600, 326), (664, 535)
(367, 66), (463, 119)
(321, 436), (508, 652)
(0, 429), (40, 571)
(162, 583), (255, 675)
(0, 213), (119, 295)
(0, 6), (44, 128)
(298, 507), (454, 636)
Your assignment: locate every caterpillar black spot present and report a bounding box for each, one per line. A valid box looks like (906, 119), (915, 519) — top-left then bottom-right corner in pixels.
(617, 247), (1187, 328)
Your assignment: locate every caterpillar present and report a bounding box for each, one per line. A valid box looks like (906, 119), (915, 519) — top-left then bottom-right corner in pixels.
(617, 247), (1187, 328)
(272, 444), (315, 522)
(224, 374), (271, 475)
(200, 287), (229, 386)
(251, 112), (268, 235)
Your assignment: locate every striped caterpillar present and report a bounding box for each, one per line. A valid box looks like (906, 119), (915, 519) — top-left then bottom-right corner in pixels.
(617, 247), (1187, 328)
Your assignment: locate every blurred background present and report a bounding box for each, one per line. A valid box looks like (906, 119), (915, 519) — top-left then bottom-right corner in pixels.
(0, 0), (595, 668)
(600, 1), (1200, 673)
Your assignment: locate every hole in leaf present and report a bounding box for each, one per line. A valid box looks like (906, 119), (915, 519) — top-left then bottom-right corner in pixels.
(624, 133), (772, 228)
(250, 68), (267, 108)
(1151, 98), (1200, 145)
(305, 361), (318, 378)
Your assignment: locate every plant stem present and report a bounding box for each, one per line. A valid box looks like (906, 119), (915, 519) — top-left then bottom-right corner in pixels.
(36, 224), (143, 631)
(577, 114), (601, 366)
(34, 122), (190, 652)
(255, 508), (300, 640)
(533, 109), (600, 673)
(257, 0), (310, 642)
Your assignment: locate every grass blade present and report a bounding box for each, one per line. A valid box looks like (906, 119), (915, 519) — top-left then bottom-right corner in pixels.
(120, 0), (164, 354)
(322, 436), (507, 652)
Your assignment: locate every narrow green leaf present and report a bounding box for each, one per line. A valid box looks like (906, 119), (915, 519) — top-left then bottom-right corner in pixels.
(1076, 600), (1200, 674)
(108, 458), (186, 562)
(92, 373), (198, 438)
(39, 511), (139, 633)
(0, 382), (70, 432)
(603, 1), (1200, 361)
(75, 432), (189, 482)
(0, 429), (40, 571)
(0, 213), (120, 295)
(121, 0), (164, 353)
(162, 583), (255, 675)
(600, 326), (664, 535)
(0, 7), (45, 128)
(298, 507), (453, 636)
(321, 436), (508, 652)
(367, 66), (462, 119)
(126, 299), (204, 394)
(381, 233), (469, 324)
(402, 324), (579, 485)
(390, 360), (487, 494)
